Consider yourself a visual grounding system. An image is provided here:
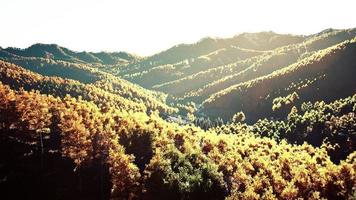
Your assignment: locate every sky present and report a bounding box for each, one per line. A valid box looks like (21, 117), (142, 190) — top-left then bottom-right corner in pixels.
(1, 0), (356, 56)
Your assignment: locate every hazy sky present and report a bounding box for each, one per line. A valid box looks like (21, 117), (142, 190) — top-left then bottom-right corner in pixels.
(1, 0), (356, 56)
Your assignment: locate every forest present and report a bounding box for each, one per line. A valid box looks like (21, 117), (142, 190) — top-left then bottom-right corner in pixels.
(0, 28), (355, 200)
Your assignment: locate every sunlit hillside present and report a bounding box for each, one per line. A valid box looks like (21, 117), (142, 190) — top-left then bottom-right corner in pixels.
(0, 28), (355, 200)
(202, 36), (356, 122)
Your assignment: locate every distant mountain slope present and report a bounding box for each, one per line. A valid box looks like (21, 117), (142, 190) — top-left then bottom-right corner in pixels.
(2, 28), (356, 122)
(120, 29), (356, 105)
(202, 37), (356, 122)
(0, 56), (102, 83)
(184, 28), (356, 102)
(1, 43), (139, 65)
(125, 47), (265, 88)
(120, 32), (305, 75)
(152, 48), (297, 96)
(0, 60), (177, 115)
(0, 60), (147, 112)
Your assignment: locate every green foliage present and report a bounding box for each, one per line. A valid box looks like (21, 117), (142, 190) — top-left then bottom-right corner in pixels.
(0, 79), (355, 199)
(2, 43), (138, 65)
(272, 92), (299, 111)
(202, 37), (356, 121)
(252, 94), (356, 162)
(1, 28), (356, 200)
(0, 60), (178, 115)
(232, 111), (246, 123)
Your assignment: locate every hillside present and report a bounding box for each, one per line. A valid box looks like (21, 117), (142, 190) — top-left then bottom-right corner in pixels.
(116, 29), (356, 109)
(1, 43), (139, 65)
(0, 80), (355, 199)
(150, 29), (356, 98)
(213, 94), (356, 163)
(202, 37), (356, 122)
(0, 60), (177, 115)
(1, 28), (356, 200)
(185, 29), (356, 102)
(124, 47), (265, 88)
(120, 32), (305, 77)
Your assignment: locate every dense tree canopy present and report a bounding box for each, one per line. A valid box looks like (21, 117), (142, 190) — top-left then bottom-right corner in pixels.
(1, 28), (355, 199)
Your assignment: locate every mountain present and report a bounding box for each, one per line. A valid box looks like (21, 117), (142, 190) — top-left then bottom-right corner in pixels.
(117, 29), (356, 104)
(136, 29), (356, 98)
(120, 32), (305, 76)
(1, 43), (139, 65)
(184, 29), (356, 102)
(202, 37), (356, 121)
(0, 59), (177, 115)
(124, 46), (265, 88)
(1, 28), (356, 199)
(0, 79), (354, 199)
(112, 28), (356, 123)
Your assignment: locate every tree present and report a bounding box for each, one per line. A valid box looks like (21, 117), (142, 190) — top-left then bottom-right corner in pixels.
(232, 111), (246, 123)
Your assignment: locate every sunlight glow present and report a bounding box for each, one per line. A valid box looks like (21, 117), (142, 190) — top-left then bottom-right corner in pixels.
(1, 0), (356, 56)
